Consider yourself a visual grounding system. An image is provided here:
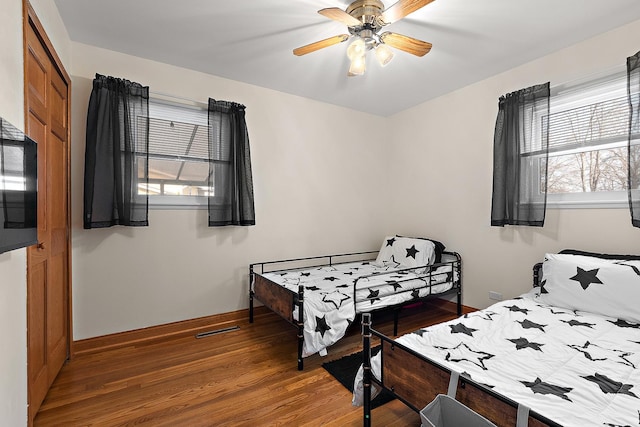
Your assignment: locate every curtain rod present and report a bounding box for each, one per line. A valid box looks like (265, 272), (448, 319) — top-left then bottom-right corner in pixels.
(150, 91), (208, 109)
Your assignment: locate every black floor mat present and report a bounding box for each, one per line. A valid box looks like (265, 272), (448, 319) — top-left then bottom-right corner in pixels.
(322, 347), (395, 409)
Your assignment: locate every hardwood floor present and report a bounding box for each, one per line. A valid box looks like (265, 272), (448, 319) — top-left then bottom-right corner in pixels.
(35, 302), (460, 426)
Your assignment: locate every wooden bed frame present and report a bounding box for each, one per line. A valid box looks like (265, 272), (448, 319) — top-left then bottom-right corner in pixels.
(361, 262), (562, 427)
(249, 250), (462, 370)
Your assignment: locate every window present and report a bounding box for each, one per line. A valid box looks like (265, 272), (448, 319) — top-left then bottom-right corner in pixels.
(141, 98), (210, 208)
(540, 70), (634, 208)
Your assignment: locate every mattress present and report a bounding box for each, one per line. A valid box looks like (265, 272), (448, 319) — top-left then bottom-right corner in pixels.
(353, 291), (640, 427)
(260, 260), (457, 358)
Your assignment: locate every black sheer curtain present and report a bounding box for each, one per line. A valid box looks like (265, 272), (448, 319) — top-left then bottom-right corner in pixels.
(207, 99), (255, 226)
(628, 51), (640, 228)
(84, 74), (149, 229)
(491, 83), (550, 227)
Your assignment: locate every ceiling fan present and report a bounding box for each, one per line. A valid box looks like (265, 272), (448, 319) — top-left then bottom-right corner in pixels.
(293, 0), (435, 76)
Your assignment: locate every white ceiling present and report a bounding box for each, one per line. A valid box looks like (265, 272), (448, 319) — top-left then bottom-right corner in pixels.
(54, 0), (640, 116)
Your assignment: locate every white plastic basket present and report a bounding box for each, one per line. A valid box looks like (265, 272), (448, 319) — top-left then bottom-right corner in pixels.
(420, 394), (497, 427)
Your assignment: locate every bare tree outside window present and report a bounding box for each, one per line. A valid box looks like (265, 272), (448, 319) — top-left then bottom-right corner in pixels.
(542, 95), (636, 194)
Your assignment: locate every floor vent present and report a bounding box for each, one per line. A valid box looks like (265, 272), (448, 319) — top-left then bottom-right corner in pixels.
(195, 325), (240, 339)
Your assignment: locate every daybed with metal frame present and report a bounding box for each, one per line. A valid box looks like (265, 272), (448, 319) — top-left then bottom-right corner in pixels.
(357, 250), (640, 426)
(249, 243), (462, 370)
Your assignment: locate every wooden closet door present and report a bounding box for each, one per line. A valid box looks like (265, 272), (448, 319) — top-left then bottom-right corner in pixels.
(24, 4), (71, 424)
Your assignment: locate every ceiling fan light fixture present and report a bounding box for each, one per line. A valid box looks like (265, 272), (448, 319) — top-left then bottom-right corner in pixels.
(348, 54), (366, 76)
(346, 37), (366, 60)
(295, 0), (435, 76)
(375, 44), (394, 66)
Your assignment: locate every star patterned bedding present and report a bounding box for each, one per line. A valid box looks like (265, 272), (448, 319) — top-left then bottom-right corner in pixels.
(261, 259), (457, 358)
(353, 251), (640, 427)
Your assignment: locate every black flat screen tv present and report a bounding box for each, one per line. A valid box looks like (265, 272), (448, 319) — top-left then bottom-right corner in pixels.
(0, 117), (37, 254)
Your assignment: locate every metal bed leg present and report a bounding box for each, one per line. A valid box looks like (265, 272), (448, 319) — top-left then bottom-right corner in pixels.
(455, 254), (462, 316)
(393, 308), (399, 336)
(297, 328), (304, 371)
(362, 313), (372, 427)
(250, 292), (254, 323)
(297, 285), (304, 371)
(249, 266), (255, 323)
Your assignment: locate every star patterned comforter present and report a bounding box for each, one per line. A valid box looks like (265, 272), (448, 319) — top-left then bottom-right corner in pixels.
(353, 291), (640, 427)
(261, 260), (457, 358)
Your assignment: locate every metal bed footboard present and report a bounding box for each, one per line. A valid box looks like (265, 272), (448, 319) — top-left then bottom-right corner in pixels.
(354, 251), (462, 335)
(361, 313), (561, 427)
(249, 250), (461, 371)
(249, 251), (378, 370)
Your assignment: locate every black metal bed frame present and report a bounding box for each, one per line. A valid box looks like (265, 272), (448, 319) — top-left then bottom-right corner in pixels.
(249, 250), (462, 370)
(360, 261), (560, 427)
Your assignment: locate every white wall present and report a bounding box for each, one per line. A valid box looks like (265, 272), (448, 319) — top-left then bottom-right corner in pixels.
(387, 19), (640, 310)
(0, 0), (70, 425)
(0, 1), (29, 424)
(70, 43), (390, 340)
(70, 19), (640, 339)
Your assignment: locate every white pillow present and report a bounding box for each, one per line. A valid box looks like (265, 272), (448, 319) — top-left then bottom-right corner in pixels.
(545, 252), (634, 265)
(374, 236), (435, 268)
(544, 253), (640, 278)
(535, 255), (640, 323)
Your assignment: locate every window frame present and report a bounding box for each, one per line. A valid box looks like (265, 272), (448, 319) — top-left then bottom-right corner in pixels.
(142, 96), (210, 210)
(533, 68), (630, 209)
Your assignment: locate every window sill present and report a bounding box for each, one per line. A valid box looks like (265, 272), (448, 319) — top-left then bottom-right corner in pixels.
(544, 190), (629, 209)
(149, 203), (207, 210)
(546, 200), (627, 209)
(148, 195), (207, 210)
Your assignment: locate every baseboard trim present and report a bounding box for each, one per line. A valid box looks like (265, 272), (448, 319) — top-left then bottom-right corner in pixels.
(73, 306), (270, 356)
(73, 299), (473, 357)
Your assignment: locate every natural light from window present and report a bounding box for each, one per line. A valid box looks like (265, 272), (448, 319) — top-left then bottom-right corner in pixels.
(537, 71), (640, 208)
(139, 98), (211, 208)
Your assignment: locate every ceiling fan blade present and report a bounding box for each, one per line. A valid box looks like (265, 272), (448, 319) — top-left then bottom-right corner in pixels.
(380, 0), (435, 25)
(293, 34), (350, 56)
(380, 32), (432, 56)
(318, 7), (362, 27)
